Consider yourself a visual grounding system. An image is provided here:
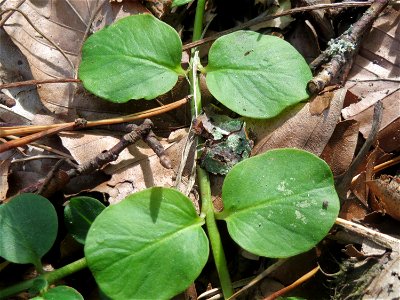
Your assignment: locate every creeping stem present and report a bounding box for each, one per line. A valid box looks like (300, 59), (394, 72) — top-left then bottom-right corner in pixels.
(0, 258), (87, 298)
(190, 0), (234, 298)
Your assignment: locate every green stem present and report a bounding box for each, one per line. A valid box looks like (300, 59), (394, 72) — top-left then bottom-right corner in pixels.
(189, 1), (233, 298)
(44, 257), (87, 283)
(0, 258), (87, 299)
(197, 167), (234, 298)
(192, 0), (206, 42)
(189, 0), (233, 298)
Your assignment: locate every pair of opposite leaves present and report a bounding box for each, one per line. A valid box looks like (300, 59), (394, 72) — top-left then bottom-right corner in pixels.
(78, 14), (312, 119)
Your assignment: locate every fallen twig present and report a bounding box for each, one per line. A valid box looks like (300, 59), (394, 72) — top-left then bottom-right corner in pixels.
(66, 119), (153, 178)
(0, 122), (82, 153)
(263, 266), (320, 300)
(0, 92), (16, 107)
(227, 259), (288, 300)
(0, 78), (81, 89)
(182, 1), (372, 51)
(335, 101), (383, 201)
(308, 0), (390, 94)
(0, 96), (189, 138)
(335, 217), (400, 250)
(18, 119), (171, 197)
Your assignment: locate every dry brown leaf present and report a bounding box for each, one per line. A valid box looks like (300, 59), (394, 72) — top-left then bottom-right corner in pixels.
(251, 87), (346, 156)
(250, 0), (294, 30)
(339, 195), (369, 221)
(2, 0), (150, 119)
(342, 7), (400, 152)
(320, 119), (359, 176)
(308, 85), (337, 115)
(367, 175), (400, 221)
(287, 20), (320, 64)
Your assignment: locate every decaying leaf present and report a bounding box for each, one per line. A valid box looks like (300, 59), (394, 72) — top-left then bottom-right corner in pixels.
(367, 175), (400, 221)
(194, 112), (253, 175)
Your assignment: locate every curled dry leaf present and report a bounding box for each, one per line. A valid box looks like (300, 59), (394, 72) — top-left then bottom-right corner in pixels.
(367, 175), (400, 221)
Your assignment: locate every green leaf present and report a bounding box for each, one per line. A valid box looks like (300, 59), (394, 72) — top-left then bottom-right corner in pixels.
(31, 286), (84, 300)
(172, 0), (193, 7)
(205, 31), (312, 119)
(85, 187), (209, 300)
(29, 278), (48, 295)
(79, 14), (184, 103)
(0, 193), (58, 268)
(64, 196), (106, 244)
(219, 149), (339, 258)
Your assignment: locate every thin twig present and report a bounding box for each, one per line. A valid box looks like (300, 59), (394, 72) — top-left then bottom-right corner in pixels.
(0, 78), (81, 89)
(263, 266), (320, 300)
(335, 217), (400, 250)
(182, 1), (372, 51)
(347, 78), (400, 83)
(0, 8), (75, 74)
(96, 123), (172, 169)
(11, 155), (68, 164)
(66, 119), (153, 178)
(5, 135), (74, 159)
(228, 259), (288, 300)
(335, 101), (383, 201)
(308, 0), (389, 93)
(351, 156), (400, 184)
(0, 96), (189, 137)
(19, 119), (166, 196)
(0, 123), (76, 153)
(37, 159), (65, 195)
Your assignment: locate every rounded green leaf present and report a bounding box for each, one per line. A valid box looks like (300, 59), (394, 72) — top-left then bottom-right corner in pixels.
(64, 196), (106, 244)
(85, 187), (209, 300)
(31, 286), (84, 300)
(0, 194), (58, 267)
(172, 0), (193, 7)
(205, 31), (312, 119)
(219, 149), (339, 258)
(79, 14), (184, 102)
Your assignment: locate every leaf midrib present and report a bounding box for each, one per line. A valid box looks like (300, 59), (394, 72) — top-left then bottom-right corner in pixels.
(220, 185), (334, 220)
(96, 218), (205, 272)
(84, 53), (180, 73)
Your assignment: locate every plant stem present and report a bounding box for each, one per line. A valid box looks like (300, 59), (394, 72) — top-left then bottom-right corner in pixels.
(192, 0), (206, 42)
(189, 0), (206, 117)
(0, 258), (87, 299)
(44, 257), (87, 283)
(197, 167), (234, 298)
(189, 1), (234, 298)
